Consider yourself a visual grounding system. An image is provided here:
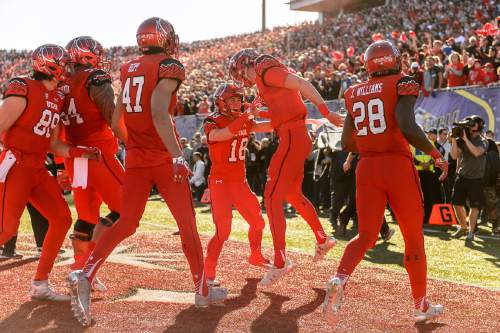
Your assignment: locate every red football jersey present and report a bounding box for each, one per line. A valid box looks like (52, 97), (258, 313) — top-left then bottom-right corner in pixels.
(119, 54), (185, 168)
(204, 112), (254, 181)
(344, 73), (420, 158)
(254, 55), (307, 129)
(2, 77), (65, 166)
(62, 68), (117, 154)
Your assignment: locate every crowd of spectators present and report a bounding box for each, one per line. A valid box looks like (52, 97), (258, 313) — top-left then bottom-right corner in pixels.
(2, 0), (499, 109)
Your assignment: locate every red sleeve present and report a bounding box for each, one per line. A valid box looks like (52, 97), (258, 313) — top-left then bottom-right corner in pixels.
(159, 58), (186, 83)
(255, 55), (287, 86)
(263, 67), (289, 87)
(3, 78), (28, 98)
(203, 117), (219, 137)
(396, 76), (420, 97)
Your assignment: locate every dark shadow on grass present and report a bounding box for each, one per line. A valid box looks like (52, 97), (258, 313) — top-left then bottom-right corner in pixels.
(465, 238), (500, 268)
(0, 301), (85, 333)
(0, 257), (38, 272)
(414, 321), (447, 332)
(250, 288), (324, 333)
(364, 242), (405, 268)
(163, 278), (259, 333)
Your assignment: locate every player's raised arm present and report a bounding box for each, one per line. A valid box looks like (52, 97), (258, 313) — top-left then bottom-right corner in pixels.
(151, 78), (182, 157)
(111, 89), (128, 142)
(264, 67), (343, 126)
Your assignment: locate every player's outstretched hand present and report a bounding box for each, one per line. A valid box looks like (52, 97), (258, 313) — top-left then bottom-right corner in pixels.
(173, 156), (192, 182)
(69, 146), (101, 160)
(56, 170), (72, 192)
(430, 149), (448, 182)
(326, 112), (343, 127)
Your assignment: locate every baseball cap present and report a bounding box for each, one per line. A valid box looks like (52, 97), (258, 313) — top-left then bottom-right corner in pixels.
(411, 62), (419, 69)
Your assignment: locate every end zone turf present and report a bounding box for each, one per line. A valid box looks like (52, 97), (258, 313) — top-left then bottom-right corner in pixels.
(1, 232), (499, 332)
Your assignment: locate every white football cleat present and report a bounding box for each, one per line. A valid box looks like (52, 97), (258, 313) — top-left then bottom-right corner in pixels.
(322, 277), (344, 326)
(313, 237), (336, 262)
(91, 276), (107, 292)
(259, 259), (293, 287)
(29, 280), (71, 302)
(195, 286), (228, 308)
(67, 270), (92, 326)
(414, 302), (444, 323)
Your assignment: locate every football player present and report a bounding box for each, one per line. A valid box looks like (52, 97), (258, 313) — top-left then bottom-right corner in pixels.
(63, 36), (124, 292)
(0, 44), (99, 300)
(203, 83), (272, 286)
(322, 41), (448, 324)
(228, 49), (342, 286)
(68, 18), (226, 327)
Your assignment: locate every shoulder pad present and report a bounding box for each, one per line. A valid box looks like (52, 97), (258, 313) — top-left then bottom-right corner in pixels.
(255, 55), (285, 77)
(159, 58), (185, 82)
(397, 75), (420, 97)
(86, 69), (112, 88)
(3, 77), (28, 98)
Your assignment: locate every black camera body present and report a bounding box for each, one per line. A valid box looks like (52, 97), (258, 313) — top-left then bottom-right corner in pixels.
(451, 118), (474, 139)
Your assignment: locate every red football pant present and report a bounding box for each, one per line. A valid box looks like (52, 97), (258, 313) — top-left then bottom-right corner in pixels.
(66, 152), (124, 269)
(82, 162), (208, 295)
(264, 124), (327, 268)
(335, 155), (427, 302)
(66, 153), (124, 224)
(205, 177), (265, 279)
(0, 163), (72, 280)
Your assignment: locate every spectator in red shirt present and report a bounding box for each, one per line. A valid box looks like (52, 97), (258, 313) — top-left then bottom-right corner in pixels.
(483, 63), (498, 84)
(197, 96), (210, 114)
(445, 52), (466, 87)
(468, 59), (486, 85)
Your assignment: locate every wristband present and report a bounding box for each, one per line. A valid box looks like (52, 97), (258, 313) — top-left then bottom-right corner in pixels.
(227, 112), (253, 134)
(318, 104), (329, 117)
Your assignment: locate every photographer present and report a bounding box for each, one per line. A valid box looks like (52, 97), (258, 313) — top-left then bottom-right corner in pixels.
(450, 116), (489, 241)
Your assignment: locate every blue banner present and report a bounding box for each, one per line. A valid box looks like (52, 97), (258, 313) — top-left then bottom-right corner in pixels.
(175, 86), (500, 141)
(414, 86), (500, 140)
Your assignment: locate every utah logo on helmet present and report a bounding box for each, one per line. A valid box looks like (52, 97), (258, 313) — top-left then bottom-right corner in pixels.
(364, 40), (401, 77)
(31, 44), (70, 82)
(136, 17), (179, 57)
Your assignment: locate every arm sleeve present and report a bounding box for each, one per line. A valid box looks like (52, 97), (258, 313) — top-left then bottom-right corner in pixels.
(85, 69), (112, 88)
(397, 76), (420, 97)
(255, 55), (287, 86)
(203, 117), (219, 143)
(159, 58), (186, 89)
(3, 78), (28, 98)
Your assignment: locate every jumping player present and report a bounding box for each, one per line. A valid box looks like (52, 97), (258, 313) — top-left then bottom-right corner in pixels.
(322, 41), (448, 324)
(68, 18), (227, 326)
(0, 44), (99, 300)
(63, 36), (124, 292)
(203, 83), (272, 285)
(228, 49), (342, 286)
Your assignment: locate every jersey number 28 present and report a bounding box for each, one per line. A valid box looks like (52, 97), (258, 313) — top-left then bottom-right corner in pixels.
(352, 98), (387, 136)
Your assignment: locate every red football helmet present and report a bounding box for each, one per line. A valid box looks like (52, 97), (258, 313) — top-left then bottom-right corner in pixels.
(213, 83), (244, 116)
(228, 48), (260, 87)
(364, 40), (401, 77)
(31, 44), (70, 81)
(66, 36), (108, 69)
(136, 17), (179, 57)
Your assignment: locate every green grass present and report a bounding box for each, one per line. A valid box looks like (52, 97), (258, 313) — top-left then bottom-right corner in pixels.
(18, 195), (500, 289)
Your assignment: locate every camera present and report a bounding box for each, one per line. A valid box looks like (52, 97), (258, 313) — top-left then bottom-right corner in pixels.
(451, 118), (474, 139)
(451, 115), (484, 139)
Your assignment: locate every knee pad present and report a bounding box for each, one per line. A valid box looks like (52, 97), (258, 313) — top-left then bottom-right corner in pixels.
(71, 219), (95, 241)
(99, 211), (120, 227)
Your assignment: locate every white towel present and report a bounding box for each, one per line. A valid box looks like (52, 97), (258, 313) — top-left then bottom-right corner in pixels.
(72, 157), (89, 189)
(0, 150), (16, 182)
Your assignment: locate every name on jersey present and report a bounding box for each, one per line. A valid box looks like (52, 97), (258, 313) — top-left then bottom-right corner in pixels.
(355, 83), (383, 97)
(234, 128), (248, 137)
(128, 63), (140, 72)
(46, 101), (59, 110)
